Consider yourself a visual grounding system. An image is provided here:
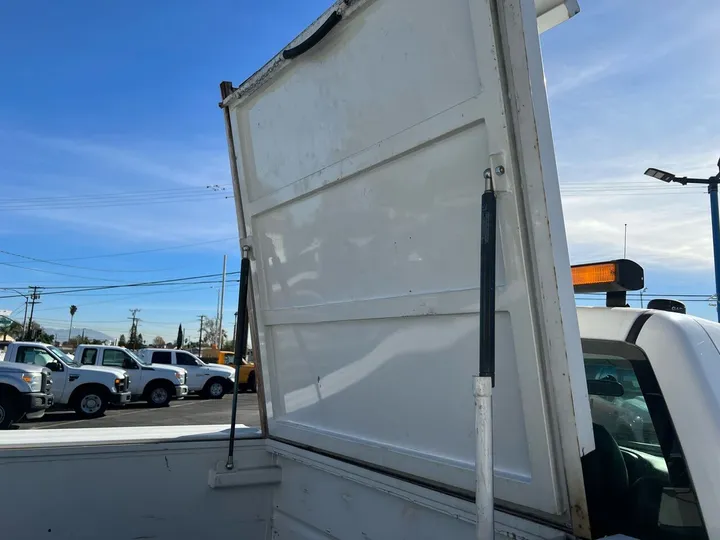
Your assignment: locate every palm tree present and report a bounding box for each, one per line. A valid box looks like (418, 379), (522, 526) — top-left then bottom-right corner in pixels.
(68, 305), (78, 344)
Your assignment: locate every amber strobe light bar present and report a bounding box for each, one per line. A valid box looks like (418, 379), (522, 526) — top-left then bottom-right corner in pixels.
(572, 259), (644, 307)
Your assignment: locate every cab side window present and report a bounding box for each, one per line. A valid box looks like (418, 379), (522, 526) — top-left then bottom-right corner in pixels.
(175, 352), (198, 366)
(16, 346), (62, 372)
(152, 351), (172, 364)
(80, 348), (97, 366)
(582, 340), (707, 540)
(102, 349), (134, 369)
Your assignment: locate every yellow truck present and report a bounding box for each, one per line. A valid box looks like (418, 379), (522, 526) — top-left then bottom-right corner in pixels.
(201, 349), (256, 392)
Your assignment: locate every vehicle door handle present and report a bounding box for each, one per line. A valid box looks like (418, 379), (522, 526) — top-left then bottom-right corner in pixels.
(69, 374), (80, 382)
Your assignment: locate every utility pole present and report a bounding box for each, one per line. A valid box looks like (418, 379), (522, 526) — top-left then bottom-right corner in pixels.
(1, 289), (30, 336)
(218, 255), (227, 349)
(215, 289), (221, 346)
(128, 309), (141, 350)
(21, 296), (28, 337)
(25, 286), (41, 340)
(198, 315), (205, 358)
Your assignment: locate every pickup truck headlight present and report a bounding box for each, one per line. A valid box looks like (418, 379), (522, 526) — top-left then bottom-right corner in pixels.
(174, 372), (184, 383)
(22, 372), (43, 393)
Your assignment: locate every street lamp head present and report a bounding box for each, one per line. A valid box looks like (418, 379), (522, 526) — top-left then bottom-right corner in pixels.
(644, 167), (676, 183)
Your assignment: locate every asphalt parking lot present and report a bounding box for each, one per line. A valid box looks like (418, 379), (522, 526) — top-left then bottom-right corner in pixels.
(18, 392), (261, 430)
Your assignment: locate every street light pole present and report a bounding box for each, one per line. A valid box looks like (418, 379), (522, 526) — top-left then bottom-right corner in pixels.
(708, 184), (720, 322)
(645, 159), (720, 322)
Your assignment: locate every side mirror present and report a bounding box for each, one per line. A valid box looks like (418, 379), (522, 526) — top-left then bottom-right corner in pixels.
(587, 379), (624, 397)
(47, 361), (63, 372)
(124, 359), (138, 370)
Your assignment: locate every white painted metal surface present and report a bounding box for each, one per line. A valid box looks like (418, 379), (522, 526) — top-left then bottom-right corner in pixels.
(268, 440), (568, 540)
(0, 437), (271, 540)
(224, 0), (591, 528)
(0, 424), (260, 448)
(535, 0), (580, 33)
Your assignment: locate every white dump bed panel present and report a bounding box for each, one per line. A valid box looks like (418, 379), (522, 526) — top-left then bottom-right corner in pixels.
(225, 0), (591, 527)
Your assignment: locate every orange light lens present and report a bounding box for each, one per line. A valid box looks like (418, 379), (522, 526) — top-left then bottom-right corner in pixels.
(571, 263), (617, 287)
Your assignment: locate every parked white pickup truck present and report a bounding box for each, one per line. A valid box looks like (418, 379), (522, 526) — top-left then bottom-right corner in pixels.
(75, 345), (189, 407)
(0, 362), (53, 429)
(1, 341), (130, 418)
(138, 348), (235, 399)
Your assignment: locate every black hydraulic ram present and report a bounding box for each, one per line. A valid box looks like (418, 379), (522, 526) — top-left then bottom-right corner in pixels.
(226, 248), (251, 469)
(475, 167), (497, 539)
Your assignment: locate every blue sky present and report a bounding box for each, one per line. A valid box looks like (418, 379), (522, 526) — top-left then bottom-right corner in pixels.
(544, 0), (720, 316)
(1, 0), (719, 340)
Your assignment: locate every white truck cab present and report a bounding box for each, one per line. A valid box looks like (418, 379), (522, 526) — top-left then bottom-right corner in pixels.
(75, 345), (189, 407)
(138, 348), (235, 399)
(1, 341), (131, 418)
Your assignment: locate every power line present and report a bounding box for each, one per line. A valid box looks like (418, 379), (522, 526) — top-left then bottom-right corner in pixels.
(576, 292), (714, 299)
(0, 272), (241, 299)
(2, 192), (230, 211)
(32, 284), (238, 313)
(0, 249), (171, 274)
(0, 259), (131, 282)
(37, 280), (239, 295)
(1, 184), (232, 205)
(22, 236), (238, 263)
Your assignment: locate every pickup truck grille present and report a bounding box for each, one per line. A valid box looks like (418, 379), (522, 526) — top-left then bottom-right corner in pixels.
(42, 372), (52, 393)
(183, 373), (187, 385)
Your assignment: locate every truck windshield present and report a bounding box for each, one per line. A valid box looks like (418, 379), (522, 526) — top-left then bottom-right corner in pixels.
(48, 345), (80, 367)
(125, 349), (150, 366)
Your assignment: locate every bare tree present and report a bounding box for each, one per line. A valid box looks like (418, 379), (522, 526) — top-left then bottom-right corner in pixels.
(202, 318), (228, 349)
(153, 335), (166, 347)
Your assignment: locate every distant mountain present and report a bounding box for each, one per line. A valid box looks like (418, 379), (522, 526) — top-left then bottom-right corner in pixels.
(41, 327), (114, 342)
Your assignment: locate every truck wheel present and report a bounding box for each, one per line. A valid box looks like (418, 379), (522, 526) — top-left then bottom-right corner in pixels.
(73, 387), (108, 419)
(146, 383), (172, 408)
(0, 395), (18, 429)
(247, 372), (257, 394)
(203, 378), (226, 399)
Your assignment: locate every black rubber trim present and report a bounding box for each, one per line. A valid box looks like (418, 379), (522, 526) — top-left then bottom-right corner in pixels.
(282, 11), (342, 60)
(21, 392), (52, 412)
(625, 312), (653, 344)
(109, 392), (131, 404)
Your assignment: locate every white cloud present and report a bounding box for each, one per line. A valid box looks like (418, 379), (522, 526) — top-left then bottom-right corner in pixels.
(562, 191), (713, 270)
(547, 57), (624, 98)
(0, 130), (239, 245)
